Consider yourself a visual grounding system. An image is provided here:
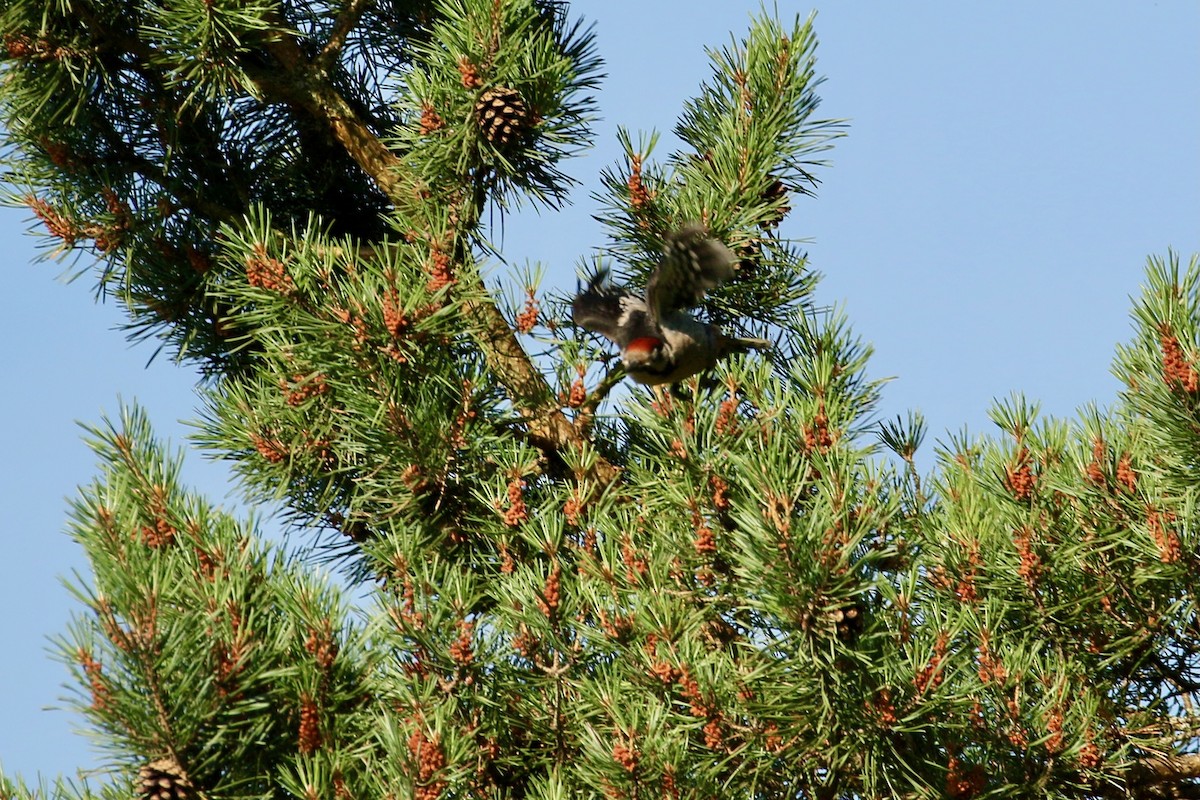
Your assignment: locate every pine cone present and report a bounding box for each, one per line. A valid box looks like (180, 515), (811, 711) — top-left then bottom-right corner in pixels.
(832, 602), (865, 643)
(758, 177), (790, 229)
(475, 87), (533, 147)
(138, 757), (193, 800)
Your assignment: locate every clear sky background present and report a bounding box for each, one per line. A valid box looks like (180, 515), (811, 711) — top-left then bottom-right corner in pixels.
(2, 1), (1197, 781)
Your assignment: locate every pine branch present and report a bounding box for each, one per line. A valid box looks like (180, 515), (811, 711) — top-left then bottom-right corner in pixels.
(248, 31), (427, 207)
(245, 30), (620, 488)
(70, 4), (250, 225)
(1128, 753), (1200, 796)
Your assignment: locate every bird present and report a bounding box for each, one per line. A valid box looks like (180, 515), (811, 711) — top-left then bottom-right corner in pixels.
(572, 224), (770, 385)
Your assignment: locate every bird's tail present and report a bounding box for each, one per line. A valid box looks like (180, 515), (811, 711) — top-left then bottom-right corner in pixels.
(717, 334), (772, 356)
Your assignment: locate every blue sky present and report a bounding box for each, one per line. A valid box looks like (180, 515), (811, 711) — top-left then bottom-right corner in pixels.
(2, 1), (1198, 780)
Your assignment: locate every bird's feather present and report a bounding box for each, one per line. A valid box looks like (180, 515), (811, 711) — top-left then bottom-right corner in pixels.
(645, 223), (736, 324)
(572, 269), (659, 348)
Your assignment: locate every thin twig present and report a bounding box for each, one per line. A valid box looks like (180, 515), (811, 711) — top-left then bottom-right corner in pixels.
(315, 0), (374, 74)
(580, 362), (626, 417)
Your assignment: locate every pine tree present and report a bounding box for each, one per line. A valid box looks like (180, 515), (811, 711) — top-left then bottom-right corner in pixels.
(1, 1), (1198, 798)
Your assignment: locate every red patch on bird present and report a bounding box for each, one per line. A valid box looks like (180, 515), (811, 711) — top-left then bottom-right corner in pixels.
(626, 337), (661, 354)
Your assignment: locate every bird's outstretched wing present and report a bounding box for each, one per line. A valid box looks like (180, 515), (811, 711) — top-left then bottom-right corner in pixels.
(645, 223), (736, 324)
(572, 269), (658, 348)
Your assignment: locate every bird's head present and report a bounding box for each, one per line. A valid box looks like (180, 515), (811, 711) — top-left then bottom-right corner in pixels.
(622, 336), (669, 377)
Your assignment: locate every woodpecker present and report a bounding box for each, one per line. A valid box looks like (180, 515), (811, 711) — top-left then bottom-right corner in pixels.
(572, 224), (770, 385)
